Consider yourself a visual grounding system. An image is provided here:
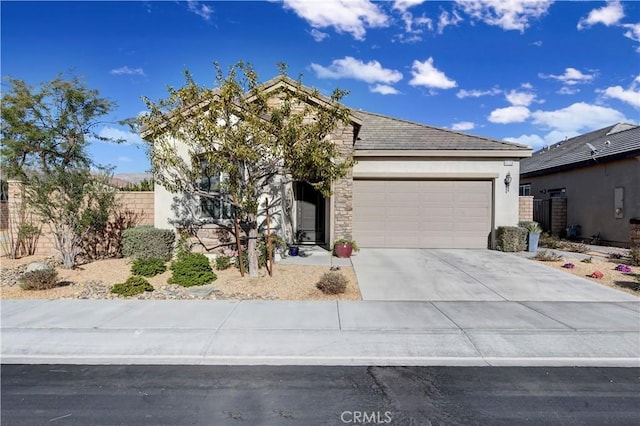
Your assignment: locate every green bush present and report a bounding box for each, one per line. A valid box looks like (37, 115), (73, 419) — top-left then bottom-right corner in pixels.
(518, 221), (542, 234)
(19, 269), (59, 290)
(131, 257), (167, 277)
(111, 276), (154, 297)
(168, 253), (216, 287)
(215, 255), (231, 271)
(539, 232), (562, 249)
(495, 226), (528, 252)
(316, 271), (348, 295)
(533, 250), (563, 262)
(121, 225), (175, 260)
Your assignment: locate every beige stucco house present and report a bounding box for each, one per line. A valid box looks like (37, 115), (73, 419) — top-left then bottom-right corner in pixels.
(520, 123), (640, 247)
(153, 76), (532, 250)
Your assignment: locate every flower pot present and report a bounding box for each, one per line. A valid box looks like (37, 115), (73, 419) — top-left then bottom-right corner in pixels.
(334, 243), (353, 258)
(528, 232), (540, 253)
(289, 246), (299, 257)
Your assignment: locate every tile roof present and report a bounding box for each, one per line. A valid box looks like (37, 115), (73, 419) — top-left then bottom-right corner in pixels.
(353, 110), (530, 151)
(520, 123), (640, 176)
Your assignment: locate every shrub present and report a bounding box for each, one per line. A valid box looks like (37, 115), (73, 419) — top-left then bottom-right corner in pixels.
(495, 226), (527, 252)
(19, 269), (59, 290)
(131, 257), (167, 277)
(539, 233), (562, 249)
(581, 257), (593, 263)
(111, 276), (154, 297)
(533, 250), (563, 262)
(316, 271), (348, 295)
(608, 252), (623, 260)
(215, 255), (231, 271)
(563, 242), (590, 254)
(629, 246), (640, 267)
(168, 253), (216, 287)
(121, 225), (175, 260)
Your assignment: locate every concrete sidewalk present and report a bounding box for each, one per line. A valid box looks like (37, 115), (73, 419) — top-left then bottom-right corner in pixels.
(2, 299), (638, 367)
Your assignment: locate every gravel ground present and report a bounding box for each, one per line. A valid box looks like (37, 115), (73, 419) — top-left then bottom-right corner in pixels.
(0, 256), (361, 301)
(533, 251), (639, 296)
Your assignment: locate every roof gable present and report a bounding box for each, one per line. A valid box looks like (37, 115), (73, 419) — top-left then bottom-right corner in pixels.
(520, 123), (640, 176)
(353, 110), (530, 152)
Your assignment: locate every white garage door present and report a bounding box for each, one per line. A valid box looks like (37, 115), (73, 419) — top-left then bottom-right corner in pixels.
(353, 180), (492, 248)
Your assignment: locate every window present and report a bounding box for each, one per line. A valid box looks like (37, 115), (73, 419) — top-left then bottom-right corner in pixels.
(198, 162), (233, 221)
(519, 184), (531, 196)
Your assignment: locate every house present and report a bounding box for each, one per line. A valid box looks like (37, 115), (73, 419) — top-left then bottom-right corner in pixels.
(153, 76), (532, 250)
(520, 123), (640, 247)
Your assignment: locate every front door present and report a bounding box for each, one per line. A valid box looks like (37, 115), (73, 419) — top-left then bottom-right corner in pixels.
(294, 182), (325, 244)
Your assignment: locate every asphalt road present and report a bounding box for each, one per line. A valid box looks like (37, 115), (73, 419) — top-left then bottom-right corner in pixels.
(2, 365), (639, 425)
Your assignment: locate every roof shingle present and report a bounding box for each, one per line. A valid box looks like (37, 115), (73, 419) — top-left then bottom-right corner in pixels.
(353, 110), (530, 151)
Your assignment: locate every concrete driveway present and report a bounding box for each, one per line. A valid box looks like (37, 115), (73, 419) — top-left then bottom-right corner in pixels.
(351, 249), (639, 302)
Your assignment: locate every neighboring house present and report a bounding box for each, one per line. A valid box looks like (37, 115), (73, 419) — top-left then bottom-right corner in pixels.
(153, 76), (532, 250)
(520, 123), (640, 247)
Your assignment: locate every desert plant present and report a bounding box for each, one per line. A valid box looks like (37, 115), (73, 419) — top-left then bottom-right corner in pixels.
(131, 257), (167, 277)
(316, 271), (348, 295)
(539, 232), (562, 249)
(608, 252), (623, 260)
(122, 225), (175, 260)
(111, 276), (154, 297)
(495, 226), (528, 252)
(19, 268), (59, 290)
(518, 221), (542, 234)
(533, 250), (563, 262)
(215, 255), (231, 271)
(563, 242), (590, 253)
(629, 246), (640, 267)
(168, 252), (216, 287)
(581, 257), (593, 263)
(331, 238), (360, 252)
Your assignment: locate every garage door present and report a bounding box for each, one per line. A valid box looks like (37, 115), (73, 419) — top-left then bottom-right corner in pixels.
(353, 180), (492, 248)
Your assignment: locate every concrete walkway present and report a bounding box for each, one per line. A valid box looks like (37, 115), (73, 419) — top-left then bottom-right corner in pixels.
(2, 299), (638, 367)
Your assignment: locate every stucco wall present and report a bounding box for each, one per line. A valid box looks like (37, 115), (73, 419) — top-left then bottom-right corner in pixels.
(523, 156), (640, 245)
(352, 157), (522, 229)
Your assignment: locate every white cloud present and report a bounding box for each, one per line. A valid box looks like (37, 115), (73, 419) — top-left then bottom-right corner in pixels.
(505, 89), (536, 106)
(310, 28), (329, 41)
(400, 11), (433, 34)
(539, 67), (595, 85)
(531, 102), (628, 132)
(521, 82), (533, 89)
(577, 0), (624, 30)
(310, 57), (402, 84)
(95, 126), (144, 145)
(454, 0), (552, 33)
(531, 40), (543, 47)
(622, 22), (640, 43)
(557, 86), (580, 95)
(409, 57), (457, 89)
(282, 0), (388, 40)
(456, 87), (501, 98)
(370, 84), (400, 95)
(437, 10), (463, 34)
(504, 134), (544, 149)
(488, 106), (530, 124)
(187, 1), (213, 20)
(599, 75), (640, 108)
(393, 0), (426, 12)
(451, 121), (475, 131)
(110, 66), (145, 76)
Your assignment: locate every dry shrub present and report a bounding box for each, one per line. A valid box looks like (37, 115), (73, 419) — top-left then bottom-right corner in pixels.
(19, 269), (59, 290)
(316, 271), (348, 295)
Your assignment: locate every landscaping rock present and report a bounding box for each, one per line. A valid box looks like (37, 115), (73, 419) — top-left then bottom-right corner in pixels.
(25, 262), (52, 273)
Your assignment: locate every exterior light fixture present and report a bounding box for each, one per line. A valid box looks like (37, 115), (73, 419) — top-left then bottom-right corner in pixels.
(504, 172), (512, 192)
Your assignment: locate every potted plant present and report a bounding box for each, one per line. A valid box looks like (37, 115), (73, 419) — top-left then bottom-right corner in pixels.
(520, 221), (542, 253)
(332, 238), (359, 258)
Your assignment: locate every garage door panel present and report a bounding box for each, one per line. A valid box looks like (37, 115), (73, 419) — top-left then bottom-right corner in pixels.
(353, 179), (492, 249)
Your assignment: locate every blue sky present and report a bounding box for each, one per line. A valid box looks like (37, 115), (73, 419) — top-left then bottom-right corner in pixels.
(2, 0), (639, 174)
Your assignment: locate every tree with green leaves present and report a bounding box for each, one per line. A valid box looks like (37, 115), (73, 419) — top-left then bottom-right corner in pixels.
(1, 73), (124, 268)
(140, 62), (353, 277)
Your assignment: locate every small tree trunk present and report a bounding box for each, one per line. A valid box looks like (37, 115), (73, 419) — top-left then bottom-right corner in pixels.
(54, 221), (78, 269)
(247, 214), (259, 278)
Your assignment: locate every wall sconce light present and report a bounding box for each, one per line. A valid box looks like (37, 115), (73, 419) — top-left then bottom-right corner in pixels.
(504, 172), (512, 192)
